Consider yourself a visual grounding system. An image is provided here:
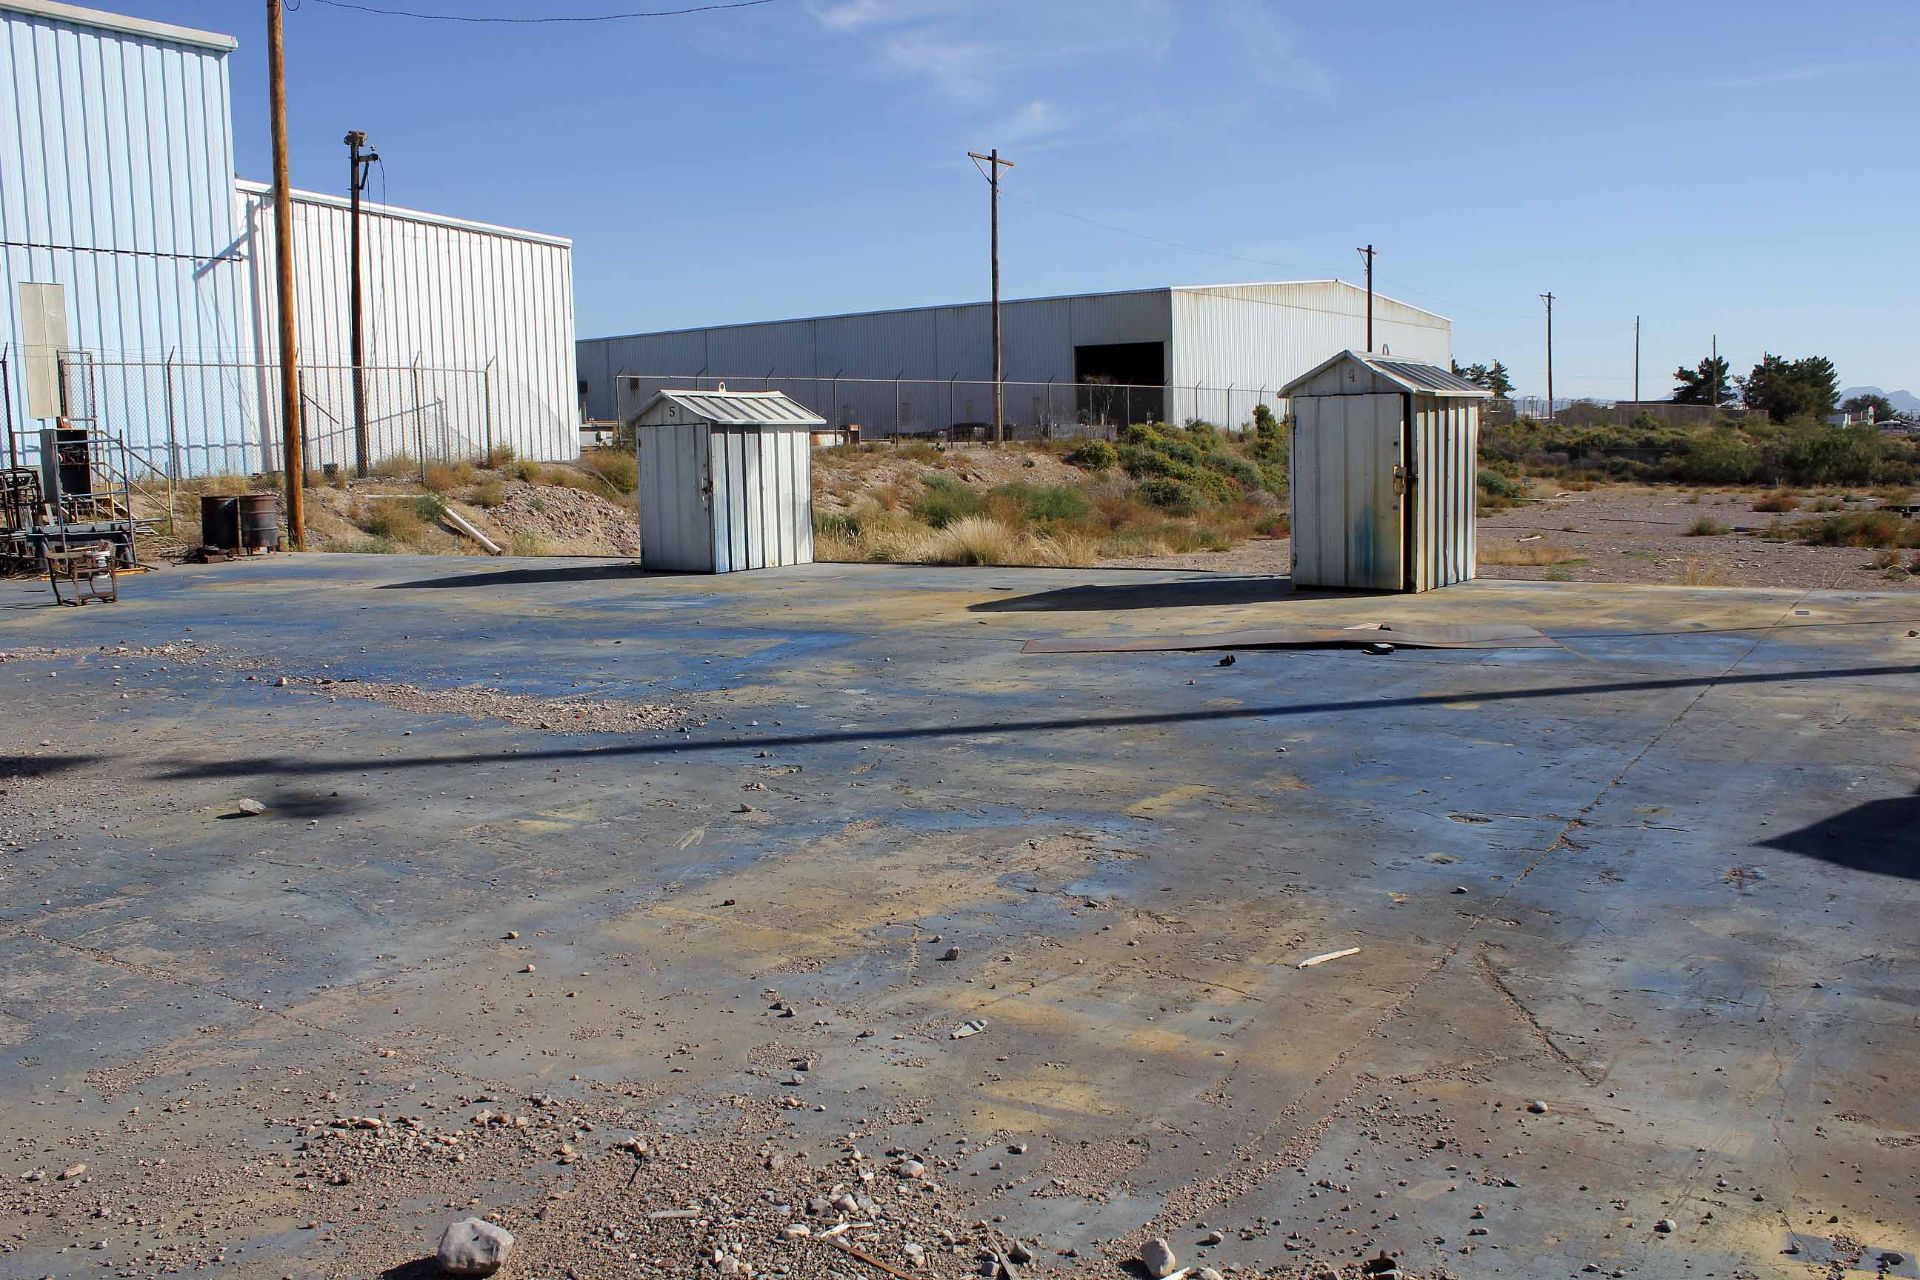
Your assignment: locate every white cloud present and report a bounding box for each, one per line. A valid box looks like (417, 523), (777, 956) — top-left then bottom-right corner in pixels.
(1711, 60), (1871, 90)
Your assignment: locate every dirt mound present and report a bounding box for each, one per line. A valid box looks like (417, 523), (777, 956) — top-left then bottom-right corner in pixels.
(473, 480), (639, 556)
(813, 443), (1085, 514)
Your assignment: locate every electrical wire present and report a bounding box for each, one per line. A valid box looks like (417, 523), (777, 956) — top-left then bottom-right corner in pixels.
(303, 0), (778, 22)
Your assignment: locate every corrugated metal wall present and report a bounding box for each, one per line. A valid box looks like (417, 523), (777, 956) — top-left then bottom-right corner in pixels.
(636, 420), (710, 571)
(1169, 282), (1451, 426)
(583, 288), (1171, 428)
(1409, 397), (1478, 591)
(0, 3), (256, 465)
(236, 182), (578, 465)
(635, 416), (814, 573)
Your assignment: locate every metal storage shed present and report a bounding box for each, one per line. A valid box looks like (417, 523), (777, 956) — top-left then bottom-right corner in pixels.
(634, 388), (824, 573)
(1281, 350), (1491, 593)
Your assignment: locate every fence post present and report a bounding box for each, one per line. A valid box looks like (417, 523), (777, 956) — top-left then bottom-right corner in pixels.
(947, 375), (957, 440)
(483, 359), (495, 464)
(1126, 385), (1132, 427)
(893, 376), (900, 440)
(1, 346), (14, 473)
(411, 357), (426, 480)
(293, 367), (305, 477)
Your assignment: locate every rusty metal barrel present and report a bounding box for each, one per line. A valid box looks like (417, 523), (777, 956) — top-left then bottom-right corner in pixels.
(238, 493), (282, 552)
(199, 495), (239, 549)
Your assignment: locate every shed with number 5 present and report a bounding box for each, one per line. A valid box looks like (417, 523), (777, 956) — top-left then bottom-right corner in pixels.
(1280, 350), (1491, 592)
(633, 387), (823, 573)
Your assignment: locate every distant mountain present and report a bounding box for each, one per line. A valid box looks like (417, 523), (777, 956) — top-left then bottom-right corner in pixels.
(1839, 385), (1920, 414)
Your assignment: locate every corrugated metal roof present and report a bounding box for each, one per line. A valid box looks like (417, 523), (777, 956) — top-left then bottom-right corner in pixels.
(0, 0), (236, 51)
(644, 388), (827, 427)
(1280, 350), (1492, 398)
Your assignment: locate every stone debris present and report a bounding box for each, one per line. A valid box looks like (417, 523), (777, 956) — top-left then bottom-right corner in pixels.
(1140, 1236), (1178, 1278)
(233, 798), (266, 816)
(437, 1216), (514, 1275)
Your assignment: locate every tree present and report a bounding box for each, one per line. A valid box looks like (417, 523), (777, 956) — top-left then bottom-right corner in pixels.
(1450, 358), (1512, 399)
(1673, 355), (1736, 406)
(1743, 354), (1838, 423)
(1840, 392), (1894, 424)
(1485, 360), (1514, 399)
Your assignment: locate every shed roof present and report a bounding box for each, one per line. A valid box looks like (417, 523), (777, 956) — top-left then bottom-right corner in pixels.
(640, 388), (827, 428)
(1280, 350), (1492, 398)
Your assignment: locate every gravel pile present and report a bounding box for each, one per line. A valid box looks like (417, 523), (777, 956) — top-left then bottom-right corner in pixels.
(286, 676), (693, 734)
(480, 480), (640, 555)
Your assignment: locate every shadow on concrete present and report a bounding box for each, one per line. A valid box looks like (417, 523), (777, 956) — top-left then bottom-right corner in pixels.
(967, 575), (1389, 613)
(150, 663), (1920, 783)
(376, 562), (652, 590)
(214, 788), (372, 820)
(378, 1259), (441, 1280)
(0, 754), (102, 779)
(1762, 792), (1920, 879)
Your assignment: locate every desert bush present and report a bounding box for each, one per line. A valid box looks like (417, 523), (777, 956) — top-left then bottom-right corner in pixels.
(359, 499), (425, 542)
(1674, 429), (1759, 484)
(1753, 490), (1801, 513)
(580, 447), (638, 493)
(1771, 510), (1920, 549)
(509, 458), (545, 484)
(1137, 475), (1202, 514)
(1686, 516), (1730, 536)
(421, 460), (475, 492)
(1477, 469), (1530, 513)
(910, 475), (984, 528)
(986, 482), (1093, 529)
(470, 479), (505, 508)
(372, 453), (419, 480)
(483, 444), (516, 469)
(1065, 439), (1118, 471)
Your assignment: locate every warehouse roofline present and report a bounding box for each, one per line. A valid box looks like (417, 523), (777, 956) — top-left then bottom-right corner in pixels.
(0, 0), (236, 51)
(582, 279), (1445, 343)
(235, 179), (571, 249)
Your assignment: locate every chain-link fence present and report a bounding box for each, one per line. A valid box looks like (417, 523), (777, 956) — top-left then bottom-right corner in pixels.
(2, 350), (564, 481)
(612, 373), (1285, 441)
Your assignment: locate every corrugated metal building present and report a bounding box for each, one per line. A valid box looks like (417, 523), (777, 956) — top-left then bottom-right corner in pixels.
(579, 282), (1450, 436)
(0, 1), (257, 467)
(236, 182), (578, 470)
(1, 0), (578, 475)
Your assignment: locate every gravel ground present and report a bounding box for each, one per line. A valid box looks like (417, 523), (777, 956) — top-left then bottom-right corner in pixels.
(1102, 484), (1920, 590)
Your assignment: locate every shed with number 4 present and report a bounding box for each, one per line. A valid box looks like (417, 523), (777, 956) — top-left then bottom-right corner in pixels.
(1281, 350), (1491, 592)
(634, 387), (824, 573)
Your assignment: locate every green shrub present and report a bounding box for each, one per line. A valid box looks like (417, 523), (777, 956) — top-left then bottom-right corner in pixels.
(1138, 476), (1202, 514)
(1686, 516), (1730, 536)
(1477, 469), (1530, 512)
(1770, 421), (1883, 486)
(988, 482), (1093, 528)
(910, 475), (984, 528)
(1065, 439), (1118, 470)
(471, 479), (505, 508)
(1674, 429), (1759, 484)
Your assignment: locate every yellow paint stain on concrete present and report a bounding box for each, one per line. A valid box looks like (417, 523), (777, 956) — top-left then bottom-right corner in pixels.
(1127, 783), (1214, 818)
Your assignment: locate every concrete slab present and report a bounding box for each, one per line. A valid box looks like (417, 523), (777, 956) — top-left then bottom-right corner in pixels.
(1, 555), (1916, 1279)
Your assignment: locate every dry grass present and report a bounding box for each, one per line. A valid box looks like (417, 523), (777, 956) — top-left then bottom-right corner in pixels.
(1686, 515), (1731, 536)
(421, 460), (476, 492)
(1479, 539), (1585, 567)
(470, 478), (505, 508)
(816, 511), (1095, 567)
(1680, 558), (1733, 587)
(579, 447), (638, 494)
(1752, 490), (1801, 513)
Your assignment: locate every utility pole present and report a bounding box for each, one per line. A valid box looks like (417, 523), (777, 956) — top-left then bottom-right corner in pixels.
(1633, 314), (1641, 402)
(1540, 291), (1555, 420)
(346, 130), (377, 477)
(267, 0), (304, 548)
(1356, 244), (1376, 350)
(1711, 333), (1719, 411)
(967, 148), (1013, 445)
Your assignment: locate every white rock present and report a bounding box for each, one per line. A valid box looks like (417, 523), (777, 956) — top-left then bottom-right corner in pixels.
(1140, 1237), (1178, 1278)
(437, 1217), (514, 1276)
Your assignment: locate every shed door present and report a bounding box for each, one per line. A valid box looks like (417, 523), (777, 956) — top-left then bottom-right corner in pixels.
(1291, 393), (1405, 590)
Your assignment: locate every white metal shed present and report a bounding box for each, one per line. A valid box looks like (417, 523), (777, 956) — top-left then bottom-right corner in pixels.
(634, 388), (824, 573)
(1281, 350), (1491, 593)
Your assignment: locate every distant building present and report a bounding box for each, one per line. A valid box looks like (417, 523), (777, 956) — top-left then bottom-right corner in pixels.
(578, 282), (1452, 437)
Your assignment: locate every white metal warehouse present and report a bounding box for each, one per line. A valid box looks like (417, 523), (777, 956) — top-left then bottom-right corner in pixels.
(0, 0), (577, 476)
(578, 281), (1451, 437)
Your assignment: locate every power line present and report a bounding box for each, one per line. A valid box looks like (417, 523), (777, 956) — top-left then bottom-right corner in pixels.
(303, 0), (778, 22)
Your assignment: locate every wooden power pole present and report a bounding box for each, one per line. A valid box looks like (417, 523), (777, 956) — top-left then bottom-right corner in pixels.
(1633, 314), (1641, 402)
(1540, 291), (1555, 421)
(346, 129), (377, 477)
(267, 0), (304, 547)
(967, 149), (1013, 445)
(1356, 244), (1376, 350)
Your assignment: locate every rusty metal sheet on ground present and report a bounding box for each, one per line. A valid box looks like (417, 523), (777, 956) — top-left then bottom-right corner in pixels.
(1021, 621), (1557, 654)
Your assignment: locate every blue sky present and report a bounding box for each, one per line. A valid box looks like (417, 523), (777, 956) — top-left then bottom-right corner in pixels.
(116, 0), (1920, 399)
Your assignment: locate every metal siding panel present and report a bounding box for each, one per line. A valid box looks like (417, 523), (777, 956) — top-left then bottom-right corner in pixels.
(1291, 398), (1318, 584)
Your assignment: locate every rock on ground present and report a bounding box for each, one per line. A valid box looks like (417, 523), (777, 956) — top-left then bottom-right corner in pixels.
(437, 1216), (514, 1276)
